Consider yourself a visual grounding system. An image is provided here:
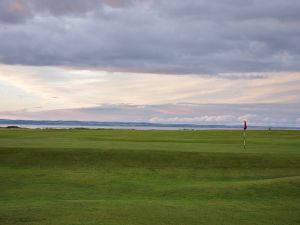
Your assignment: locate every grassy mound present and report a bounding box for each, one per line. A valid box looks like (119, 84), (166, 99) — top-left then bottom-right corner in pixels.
(0, 129), (299, 225)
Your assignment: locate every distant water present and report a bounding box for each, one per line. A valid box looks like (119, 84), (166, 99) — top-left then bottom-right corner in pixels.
(1, 119), (299, 130)
(0, 124), (244, 130)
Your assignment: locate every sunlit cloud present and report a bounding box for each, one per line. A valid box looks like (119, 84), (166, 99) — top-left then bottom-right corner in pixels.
(0, 65), (300, 111)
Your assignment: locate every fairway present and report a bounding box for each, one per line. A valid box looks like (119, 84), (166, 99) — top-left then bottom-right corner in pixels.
(0, 129), (299, 225)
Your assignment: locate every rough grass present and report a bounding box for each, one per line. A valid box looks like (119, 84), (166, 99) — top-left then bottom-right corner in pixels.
(0, 129), (299, 225)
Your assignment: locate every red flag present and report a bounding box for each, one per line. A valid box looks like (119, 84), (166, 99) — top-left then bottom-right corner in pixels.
(244, 120), (247, 130)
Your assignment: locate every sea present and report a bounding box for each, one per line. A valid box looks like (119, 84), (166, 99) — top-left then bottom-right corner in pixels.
(0, 119), (299, 130)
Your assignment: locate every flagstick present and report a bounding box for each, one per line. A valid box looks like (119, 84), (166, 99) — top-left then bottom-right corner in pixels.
(243, 120), (247, 150)
(243, 130), (246, 149)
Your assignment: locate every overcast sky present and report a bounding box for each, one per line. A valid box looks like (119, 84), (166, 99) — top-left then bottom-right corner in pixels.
(0, 0), (299, 126)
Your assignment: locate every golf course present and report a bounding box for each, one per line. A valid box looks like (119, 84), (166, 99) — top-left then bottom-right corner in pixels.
(0, 128), (299, 225)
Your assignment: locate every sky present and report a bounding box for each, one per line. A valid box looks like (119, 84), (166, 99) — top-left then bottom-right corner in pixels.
(0, 0), (299, 126)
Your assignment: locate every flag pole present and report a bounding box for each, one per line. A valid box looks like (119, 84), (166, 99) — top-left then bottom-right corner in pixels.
(243, 129), (246, 149)
(243, 120), (247, 149)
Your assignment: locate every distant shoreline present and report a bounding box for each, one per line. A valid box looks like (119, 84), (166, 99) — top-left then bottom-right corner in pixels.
(0, 119), (299, 130)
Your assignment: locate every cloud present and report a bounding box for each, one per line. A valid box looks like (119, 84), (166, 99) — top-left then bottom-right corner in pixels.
(0, 0), (134, 24)
(1, 103), (299, 127)
(237, 114), (257, 122)
(149, 115), (235, 124)
(1, 65), (300, 113)
(0, 0), (32, 23)
(214, 73), (267, 80)
(0, 0), (299, 74)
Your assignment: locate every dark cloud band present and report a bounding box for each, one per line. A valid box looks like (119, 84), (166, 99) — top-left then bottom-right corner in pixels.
(0, 0), (299, 74)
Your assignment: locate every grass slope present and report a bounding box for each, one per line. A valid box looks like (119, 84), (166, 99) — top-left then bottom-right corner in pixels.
(0, 129), (299, 225)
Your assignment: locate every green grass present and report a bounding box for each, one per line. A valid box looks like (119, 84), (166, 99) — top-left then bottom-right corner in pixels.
(0, 129), (299, 225)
